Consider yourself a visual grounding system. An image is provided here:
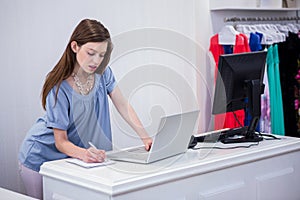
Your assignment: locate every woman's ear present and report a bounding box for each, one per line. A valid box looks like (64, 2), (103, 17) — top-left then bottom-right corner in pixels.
(70, 41), (78, 53)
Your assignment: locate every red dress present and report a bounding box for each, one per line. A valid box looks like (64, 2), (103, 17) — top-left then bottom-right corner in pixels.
(209, 33), (251, 130)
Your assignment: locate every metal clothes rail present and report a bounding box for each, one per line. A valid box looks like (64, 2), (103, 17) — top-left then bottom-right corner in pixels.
(224, 16), (300, 22)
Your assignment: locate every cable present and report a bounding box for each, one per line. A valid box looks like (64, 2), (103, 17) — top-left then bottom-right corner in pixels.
(191, 132), (281, 150)
(232, 110), (244, 127)
(258, 132), (281, 140)
(191, 142), (260, 150)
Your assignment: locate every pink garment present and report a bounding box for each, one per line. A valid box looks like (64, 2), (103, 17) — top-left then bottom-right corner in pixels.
(209, 33), (251, 130)
(260, 65), (271, 133)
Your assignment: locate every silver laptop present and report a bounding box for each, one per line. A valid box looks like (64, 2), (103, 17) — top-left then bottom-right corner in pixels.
(107, 110), (199, 164)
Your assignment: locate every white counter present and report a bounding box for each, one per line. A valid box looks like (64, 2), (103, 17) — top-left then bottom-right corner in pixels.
(40, 136), (300, 200)
(0, 187), (38, 200)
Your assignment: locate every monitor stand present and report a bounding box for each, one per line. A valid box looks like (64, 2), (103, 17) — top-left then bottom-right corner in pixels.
(219, 126), (263, 144)
(220, 79), (264, 144)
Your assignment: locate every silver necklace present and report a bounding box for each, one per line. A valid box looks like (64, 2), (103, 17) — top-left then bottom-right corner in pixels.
(72, 72), (94, 95)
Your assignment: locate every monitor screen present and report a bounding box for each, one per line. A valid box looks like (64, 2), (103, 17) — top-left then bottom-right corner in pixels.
(212, 51), (267, 143)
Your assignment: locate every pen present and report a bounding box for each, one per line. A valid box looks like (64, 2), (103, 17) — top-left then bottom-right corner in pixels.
(88, 141), (108, 162)
(88, 141), (97, 150)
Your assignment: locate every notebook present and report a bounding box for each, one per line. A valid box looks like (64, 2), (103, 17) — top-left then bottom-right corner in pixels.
(66, 158), (115, 168)
(107, 110), (199, 164)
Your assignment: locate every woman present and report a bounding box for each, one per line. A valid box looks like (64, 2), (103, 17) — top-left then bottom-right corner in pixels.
(18, 18), (152, 199)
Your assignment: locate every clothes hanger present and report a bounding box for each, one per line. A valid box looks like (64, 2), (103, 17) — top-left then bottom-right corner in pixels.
(287, 23), (298, 33)
(293, 23), (300, 31)
(252, 24), (274, 45)
(236, 24), (264, 44)
(275, 23), (289, 37)
(263, 24), (283, 43)
(218, 25), (239, 45)
(236, 24), (253, 41)
(270, 24), (286, 42)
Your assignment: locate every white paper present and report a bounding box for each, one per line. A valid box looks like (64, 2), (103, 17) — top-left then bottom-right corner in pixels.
(66, 158), (115, 168)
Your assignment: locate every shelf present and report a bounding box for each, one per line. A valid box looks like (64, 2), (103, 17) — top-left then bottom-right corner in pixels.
(210, 7), (300, 11)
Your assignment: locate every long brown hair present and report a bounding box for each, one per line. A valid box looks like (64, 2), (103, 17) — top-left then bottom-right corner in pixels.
(42, 19), (113, 110)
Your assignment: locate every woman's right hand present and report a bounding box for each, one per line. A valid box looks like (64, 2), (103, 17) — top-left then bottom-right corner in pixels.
(82, 147), (106, 163)
(53, 128), (106, 163)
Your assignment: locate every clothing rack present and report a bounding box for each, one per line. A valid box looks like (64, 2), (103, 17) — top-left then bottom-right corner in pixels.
(224, 16), (300, 23)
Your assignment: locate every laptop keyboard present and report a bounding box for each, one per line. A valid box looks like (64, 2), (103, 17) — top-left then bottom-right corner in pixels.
(127, 152), (149, 160)
(126, 146), (148, 153)
(108, 146), (149, 161)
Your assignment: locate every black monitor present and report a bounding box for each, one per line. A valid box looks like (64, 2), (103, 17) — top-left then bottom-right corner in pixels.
(212, 51), (267, 143)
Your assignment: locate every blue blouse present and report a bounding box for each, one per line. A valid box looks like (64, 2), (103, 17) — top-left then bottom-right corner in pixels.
(19, 67), (117, 172)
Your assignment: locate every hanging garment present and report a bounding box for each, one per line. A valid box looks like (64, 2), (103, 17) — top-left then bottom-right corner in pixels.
(295, 69), (300, 133)
(273, 44), (285, 135)
(209, 33), (251, 130)
(260, 64), (272, 133)
(267, 46), (277, 133)
(249, 32), (263, 52)
(278, 32), (300, 137)
(267, 45), (285, 135)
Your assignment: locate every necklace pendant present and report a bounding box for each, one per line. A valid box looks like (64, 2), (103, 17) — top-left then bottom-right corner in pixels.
(72, 73), (94, 95)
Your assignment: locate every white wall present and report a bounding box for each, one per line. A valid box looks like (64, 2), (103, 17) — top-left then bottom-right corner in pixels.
(0, 0), (214, 194)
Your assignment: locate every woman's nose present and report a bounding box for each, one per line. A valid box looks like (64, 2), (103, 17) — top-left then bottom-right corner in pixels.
(93, 55), (103, 65)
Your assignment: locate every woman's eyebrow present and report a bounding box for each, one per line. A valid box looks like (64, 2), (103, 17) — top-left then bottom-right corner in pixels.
(87, 48), (97, 52)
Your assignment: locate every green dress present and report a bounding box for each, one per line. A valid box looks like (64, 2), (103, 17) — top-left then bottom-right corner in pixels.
(267, 45), (285, 135)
